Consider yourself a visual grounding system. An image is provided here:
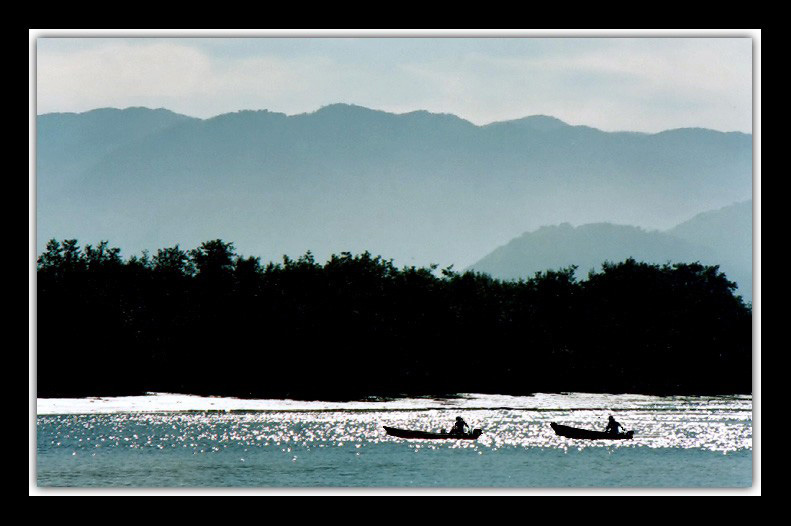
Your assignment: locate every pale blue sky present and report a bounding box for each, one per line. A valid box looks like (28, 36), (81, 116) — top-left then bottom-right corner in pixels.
(35, 34), (754, 133)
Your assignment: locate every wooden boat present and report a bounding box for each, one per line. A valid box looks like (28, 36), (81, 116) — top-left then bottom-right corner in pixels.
(383, 426), (483, 440)
(550, 422), (634, 440)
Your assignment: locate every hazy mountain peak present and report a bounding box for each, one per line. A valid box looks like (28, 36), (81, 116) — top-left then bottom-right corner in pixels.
(205, 108), (288, 123)
(486, 114), (571, 131)
(311, 103), (384, 116)
(653, 127), (752, 138)
(469, 202), (752, 299)
(471, 221), (695, 281)
(667, 200), (752, 251)
(43, 106), (193, 119)
(308, 104), (476, 127)
(399, 109), (475, 125)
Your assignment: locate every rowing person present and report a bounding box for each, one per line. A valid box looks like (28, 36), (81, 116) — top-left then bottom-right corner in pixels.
(605, 415), (624, 435)
(450, 416), (470, 435)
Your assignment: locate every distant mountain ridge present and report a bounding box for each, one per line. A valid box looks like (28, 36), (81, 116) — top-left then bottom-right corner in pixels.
(36, 107), (196, 201)
(36, 104), (752, 271)
(667, 200), (752, 299)
(468, 200), (752, 300)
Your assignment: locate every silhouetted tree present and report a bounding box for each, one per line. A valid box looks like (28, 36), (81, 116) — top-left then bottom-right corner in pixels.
(36, 239), (752, 399)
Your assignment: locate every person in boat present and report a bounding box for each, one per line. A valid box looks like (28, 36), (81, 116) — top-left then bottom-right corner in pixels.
(450, 416), (470, 435)
(605, 415), (624, 435)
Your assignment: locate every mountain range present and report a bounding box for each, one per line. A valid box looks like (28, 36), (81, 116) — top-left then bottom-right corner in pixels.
(36, 104), (753, 278)
(468, 200), (752, 300)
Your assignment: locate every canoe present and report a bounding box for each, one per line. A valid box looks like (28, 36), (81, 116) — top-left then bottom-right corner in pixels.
(550, 422), (634, 440)
(383, 426), (483, 440)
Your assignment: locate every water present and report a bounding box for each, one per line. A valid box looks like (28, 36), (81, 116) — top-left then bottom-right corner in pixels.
(36, 393), (753, 488)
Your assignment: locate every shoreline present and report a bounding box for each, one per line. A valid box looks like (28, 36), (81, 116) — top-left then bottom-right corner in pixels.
(36, 391), (753, 416)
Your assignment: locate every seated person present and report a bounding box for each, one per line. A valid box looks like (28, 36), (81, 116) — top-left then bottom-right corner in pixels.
(450, 416), (470, 435)
(605, 415), (623, 435)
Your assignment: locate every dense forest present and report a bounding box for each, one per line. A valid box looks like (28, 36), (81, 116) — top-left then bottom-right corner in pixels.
(36, 239), (752, 399)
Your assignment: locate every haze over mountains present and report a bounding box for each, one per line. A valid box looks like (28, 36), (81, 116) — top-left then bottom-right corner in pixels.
(468, 200), (752, 300)
(37, 104), (752, 281)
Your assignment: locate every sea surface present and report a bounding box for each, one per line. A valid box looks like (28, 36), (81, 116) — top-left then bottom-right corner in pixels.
(36, 393), (753, 488)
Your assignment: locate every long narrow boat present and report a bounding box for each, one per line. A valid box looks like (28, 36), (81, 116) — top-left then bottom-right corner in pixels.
(550, 422), (634, 440)
(383, 426), (483, 440)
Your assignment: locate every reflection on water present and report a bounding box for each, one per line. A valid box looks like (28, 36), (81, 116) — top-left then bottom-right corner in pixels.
(36, 393), (752, 487)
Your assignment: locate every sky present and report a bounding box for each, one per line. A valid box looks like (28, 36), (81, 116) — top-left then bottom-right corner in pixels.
(34, 32), (755, 133)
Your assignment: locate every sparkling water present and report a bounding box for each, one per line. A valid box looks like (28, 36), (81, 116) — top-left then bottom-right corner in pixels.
(36, 393), (752, 487)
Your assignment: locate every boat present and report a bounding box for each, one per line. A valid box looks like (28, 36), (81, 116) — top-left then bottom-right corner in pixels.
(383, 426), (483, 440)
(550, 422), (634, 440)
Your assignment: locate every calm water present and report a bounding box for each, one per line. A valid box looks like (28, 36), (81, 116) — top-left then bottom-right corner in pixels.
(36, 393), (752, 488)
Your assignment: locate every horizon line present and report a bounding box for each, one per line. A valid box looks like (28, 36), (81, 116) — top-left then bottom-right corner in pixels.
(36, 103), (753, 136)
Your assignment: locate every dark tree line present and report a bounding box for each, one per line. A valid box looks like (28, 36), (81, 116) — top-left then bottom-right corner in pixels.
(36, 239), (752, 399)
